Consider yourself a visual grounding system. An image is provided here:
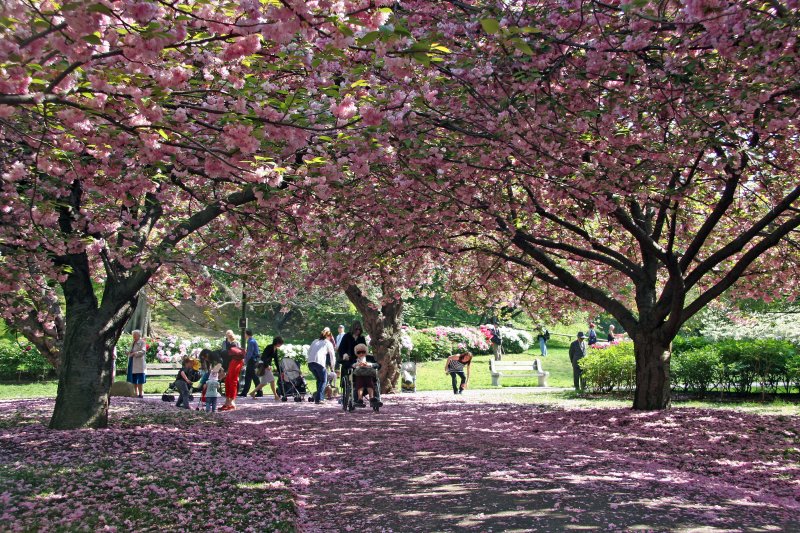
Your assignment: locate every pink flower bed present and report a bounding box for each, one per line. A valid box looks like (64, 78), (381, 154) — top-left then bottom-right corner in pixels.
(0, 399), (296, 532)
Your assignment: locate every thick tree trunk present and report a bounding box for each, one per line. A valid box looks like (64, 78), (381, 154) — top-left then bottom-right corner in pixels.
(49, 263), (138, 429)
(344, 285), (404, 394)
(49, 315), (128, 429)
(632, 333), (672, 410)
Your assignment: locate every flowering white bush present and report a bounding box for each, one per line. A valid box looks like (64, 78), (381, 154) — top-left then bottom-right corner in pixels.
(695, 307), (800, 344)
(278, 344), (309, 366)
(154, 336), (213, 363)
(400, 332), (414, 353)
(497, 327), (533, 353)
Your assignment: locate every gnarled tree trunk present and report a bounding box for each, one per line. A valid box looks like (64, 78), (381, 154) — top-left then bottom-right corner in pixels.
(344, 285), (404, 394)
(49, 255), (139, 429)
(631, 331), (672, 410)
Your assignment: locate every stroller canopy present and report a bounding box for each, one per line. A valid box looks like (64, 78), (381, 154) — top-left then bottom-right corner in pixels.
(279, 357), (302, 381)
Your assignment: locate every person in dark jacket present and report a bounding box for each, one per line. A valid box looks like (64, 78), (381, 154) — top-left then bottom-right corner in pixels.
(336, 321), (366, 374)
(569, 332), (587, 392)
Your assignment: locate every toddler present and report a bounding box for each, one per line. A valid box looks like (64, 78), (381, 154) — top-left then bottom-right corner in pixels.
(205, 377), (220, 412)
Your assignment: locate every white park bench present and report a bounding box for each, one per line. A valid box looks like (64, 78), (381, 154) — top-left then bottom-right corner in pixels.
(489, 359), (549, 387)
(146, 363), (184, 378)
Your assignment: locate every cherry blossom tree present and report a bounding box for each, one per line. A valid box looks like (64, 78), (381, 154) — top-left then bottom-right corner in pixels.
(349, 0), (800, 409)
(0, 0), (393, 428)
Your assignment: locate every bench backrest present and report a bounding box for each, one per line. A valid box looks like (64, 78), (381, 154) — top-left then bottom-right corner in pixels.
(148, 363), (182, 370)
(146, 363), (183, 376)
(490, 360), (541, 372)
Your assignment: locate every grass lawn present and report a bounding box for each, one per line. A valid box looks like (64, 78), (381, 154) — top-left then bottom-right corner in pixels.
(0, 375), (177, 399)
(412, 346), (574, 391)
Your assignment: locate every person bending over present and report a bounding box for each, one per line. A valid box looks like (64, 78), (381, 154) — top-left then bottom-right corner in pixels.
(444, 352), (472, 394)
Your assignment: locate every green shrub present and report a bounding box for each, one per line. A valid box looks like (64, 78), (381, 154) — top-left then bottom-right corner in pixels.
(672, 336), (711, 354)
(579, 342), (635, 392)
(408, 330), (453, 361)
(0, 341), (54, 380)
(671, 346), (721, 395)
(786, 353), (800, 393)
(711, 339), (796, 394)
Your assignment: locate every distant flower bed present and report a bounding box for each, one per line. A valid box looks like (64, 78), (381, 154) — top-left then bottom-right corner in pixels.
(155, 336), (213, 363)
(406, 325), (534, 361)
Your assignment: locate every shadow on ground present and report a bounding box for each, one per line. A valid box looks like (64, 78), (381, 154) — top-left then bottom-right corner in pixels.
(227, 392), (800, 532)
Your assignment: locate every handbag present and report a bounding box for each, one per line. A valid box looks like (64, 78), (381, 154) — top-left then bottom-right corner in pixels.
(352, 365), (378, 378)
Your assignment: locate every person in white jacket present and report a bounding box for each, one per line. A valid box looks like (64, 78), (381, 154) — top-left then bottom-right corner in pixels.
(307, 328), (335, 404)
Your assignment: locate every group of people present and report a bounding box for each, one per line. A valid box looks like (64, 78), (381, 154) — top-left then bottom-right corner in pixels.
(126, 319), (620, 405)
(168, 321), (383, 412)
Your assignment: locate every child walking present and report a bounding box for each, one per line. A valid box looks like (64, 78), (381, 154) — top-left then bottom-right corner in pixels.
(205, 377), (220, 412)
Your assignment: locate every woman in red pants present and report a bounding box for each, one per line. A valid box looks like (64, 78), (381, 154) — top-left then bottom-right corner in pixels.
(220, 346), (244, 411)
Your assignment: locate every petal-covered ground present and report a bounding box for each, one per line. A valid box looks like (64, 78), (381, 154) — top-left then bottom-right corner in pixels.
(1, 391), (798, 532)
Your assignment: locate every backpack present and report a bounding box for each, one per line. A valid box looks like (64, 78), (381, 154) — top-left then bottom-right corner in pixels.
(228, 346), (245, 361)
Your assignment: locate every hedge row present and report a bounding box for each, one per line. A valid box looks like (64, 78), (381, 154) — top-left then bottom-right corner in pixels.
(0, 341), (53, 380)
(672, 337), (800, 395)
(579, 337), (800, 395)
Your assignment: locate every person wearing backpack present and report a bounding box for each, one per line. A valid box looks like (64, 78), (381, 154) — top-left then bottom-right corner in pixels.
(536, 324), (550, 357)
(587, 323), (598, 346)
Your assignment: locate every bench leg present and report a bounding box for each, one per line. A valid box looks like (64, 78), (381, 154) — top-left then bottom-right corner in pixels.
(538, 372), (549, 387)
(491, 374), (501, 387)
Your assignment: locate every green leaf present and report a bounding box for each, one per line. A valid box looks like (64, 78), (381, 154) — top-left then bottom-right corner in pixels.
(157, 129), (169, 140)
(480, 18), (501, 35)
(408, 41), (431, 52)
(351, 79), (369, 88)
(359, 31), (381, 45)
(430, 43), (451, 54)
(511, 37), (534, 55)
(87, 3), (114, 16)
(412, 52), (431, 66)
(82, 33), (103, 45)
(339, 24), (354, 37)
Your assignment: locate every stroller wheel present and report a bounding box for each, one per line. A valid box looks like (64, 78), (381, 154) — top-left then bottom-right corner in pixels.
(281, 396), (288, 402)
(293, 396), (302, 402)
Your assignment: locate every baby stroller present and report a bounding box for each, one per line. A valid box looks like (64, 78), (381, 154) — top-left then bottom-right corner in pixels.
(277, 357), (307, 402)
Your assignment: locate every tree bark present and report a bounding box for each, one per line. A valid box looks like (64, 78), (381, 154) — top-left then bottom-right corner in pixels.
(49, 311), (130, 429)
(49, 257), (138, 429)
(632, 332), (672, 410)
(344, 285), (404, 394)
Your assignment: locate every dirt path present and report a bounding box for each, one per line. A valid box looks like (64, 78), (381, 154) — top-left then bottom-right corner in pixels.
(226, 391), (800, 532)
